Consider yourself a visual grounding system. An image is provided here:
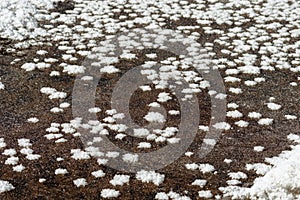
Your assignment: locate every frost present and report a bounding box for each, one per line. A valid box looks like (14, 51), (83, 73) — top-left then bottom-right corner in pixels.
(144, 112), (166, 123)
(26, 154), (41, 160)
(224, 159), (232, 164)
(226, 110), (243, 118)
(122, 153), (138, 163)
(73, 178), (87, 187)
(234, 120), (249, 127)
(44, 134), (63, 140)
(168, 110), (180, 115)
(0, 180), (14, 193)
(0, 82), (4, 90)
(2, 149), (17, 156)
(110, 175), (130, 186)
(55, 168), (68, 175)
(39, 178), (46, 183)
(133, 128), (150, 137)
(203, 139), (216, 146)
(191, 179), (207, 187)
(199, 125), (209, 132)
(199, 164), (215, 173)
(185, 152), (193, 157)
(285, 115), (297, 120)
(213, 122), (231, 130)
(258, 118), (273, 125)
(138, 142), (151, 148)
(157, 92), (172, 102)
(155, 192), (169, 200)
(21, 63), (36, 71)
(5, 156), (19, 165)
(106, 151), (119, 158)
(229, 87), (242, 94)
(100, 65), (119, 74)
(246, 163), (271, 175)
(50, 107), (63, 113)
(59, 102), (70, 108)
(91, 170), (105, 178)
(266, 102), (282, 110)
(13, 164), (25, 172)
(214, 93), (227, 99)
(228, 172), (247, 180)
(136, 170), (165, 186)
(198, 190), (213, 198)
(88, 107), (101, 113)
(101, 189), (120, 198)
(248, 112), (262, 119)
(71, 149), (90, 160)
(27, 117), (39, 123)
(227, 103), (239, 109)
(254, 146), (264, 152)
(185, 163), (199, 170)
(63, 65), (86, 75)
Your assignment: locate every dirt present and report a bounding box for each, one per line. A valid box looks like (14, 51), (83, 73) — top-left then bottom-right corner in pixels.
(0, 1), (299, 199)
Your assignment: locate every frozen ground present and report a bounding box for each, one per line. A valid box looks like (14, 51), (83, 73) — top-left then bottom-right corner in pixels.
(0, 0), (300, 199)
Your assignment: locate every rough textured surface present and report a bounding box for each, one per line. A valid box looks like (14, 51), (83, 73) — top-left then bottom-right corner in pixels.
(0, 0), (300, 199)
